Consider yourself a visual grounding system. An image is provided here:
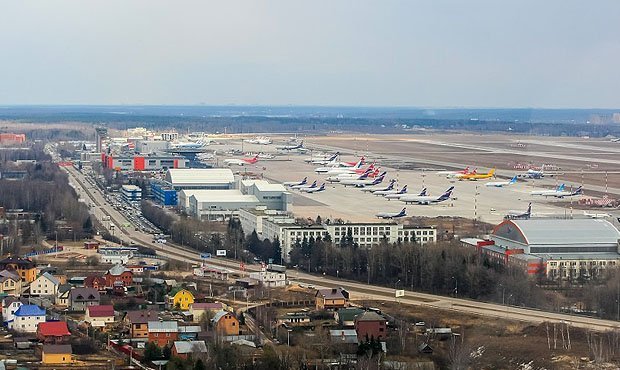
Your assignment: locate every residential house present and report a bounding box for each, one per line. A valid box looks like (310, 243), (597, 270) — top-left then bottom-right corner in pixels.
(55, 284), (71, 307)
(315, 288), (349, 310)
(2, 296), (22, 324)
(335, 308), (365, 327)
(189, 302), (225, 323)
(104, 264), (133, 288)
(0, 270), (22, 296)
(69, 287), (100, 311)
(30, 272), (60, 296)
(8, 304), (46, 333)
(148, 321), (179, 347)
(212, 310), (239, 336)
(84, 275), (106, 291)
(354, 311), (387, 341)
(169, 289), (195, 310)
(0, 256), (36, 282)
(85, 305), (115, 328)
(125, 310), (158, 339)
(172, 341), (208, 360)
(37, 321), (71, 344)
(41, 344), (73, 364)
(329, 329), (359, 345)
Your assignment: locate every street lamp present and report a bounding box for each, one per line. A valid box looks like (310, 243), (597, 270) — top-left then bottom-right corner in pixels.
(451, 276), (458, 298)
(287, 329), (292, 346)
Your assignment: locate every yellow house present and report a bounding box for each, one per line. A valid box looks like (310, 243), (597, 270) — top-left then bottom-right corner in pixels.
(41, 344), (73, 364)
(171, 289), (195, 310)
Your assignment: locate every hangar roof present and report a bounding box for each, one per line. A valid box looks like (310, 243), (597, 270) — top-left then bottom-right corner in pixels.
(187, 190), (259, 203)
(166, 169), (234, 185)
(493, 219), (620, 245)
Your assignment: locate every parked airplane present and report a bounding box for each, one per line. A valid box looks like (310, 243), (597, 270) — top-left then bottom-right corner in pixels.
(374, 184), (407, 197)
(223, 154), (259, 166)
(376, 208), (407, 219)
(308, 152), (339, 165)
(291, 180), (317, 190)
(244, 136), (272, 145)
(533, 185), (583, 198)
(361, 179), (396, 193)
(436, 166), (470, 176)
(583, 210), (612, 219)
(505, 203), (532, 220)
(457, 169), (495, 181)
(341, 172), (387, 187)
(325, 162), (375, 177)
(316, 157), (365, 173)
(485, 175), (518, 188)
(342, 156), (365, 167)
(326, 168), (378, 182)
(530, 184), (565, 196)
(399, 187), (454, 205)
(300, 183), (326, 193)
(277, 141), (303, 151)
(384, 186), (422, 200)
(171, 140), (207, 149)
(521, 169), (544, 179)
(283, 177), (307, 187)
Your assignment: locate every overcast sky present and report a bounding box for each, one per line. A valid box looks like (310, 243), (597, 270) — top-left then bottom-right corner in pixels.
(1, 1), (619, 108)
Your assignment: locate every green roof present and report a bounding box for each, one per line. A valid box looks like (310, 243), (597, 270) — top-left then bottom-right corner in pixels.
(336, 308), (365, 323)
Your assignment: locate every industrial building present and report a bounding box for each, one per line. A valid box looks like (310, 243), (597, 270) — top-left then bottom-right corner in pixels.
(239, 180), (291, 212)
(462, 218), (620, 280)
(164, 169), (235, 191)
(121, 185), (142, 202)
(101, 153), (188, 171)
(182, 190), (260, 220)
(150, 181), (178, 206)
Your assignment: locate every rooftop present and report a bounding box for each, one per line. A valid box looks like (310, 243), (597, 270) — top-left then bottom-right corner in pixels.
(166, 168), (234, 185)
(126, 310), (158, 324)
(148, 321), (178, 332)
(173, 341), (208, 354)
(42, 344), (72, 354)
(87, 305), (115, 317)
(187, 189), (259, 204)
(14, 304), (45, 317)
(355, 311), (386, 322)
(241, 179), (287, 192)
(494, 219), (620, 245)
(38, 321), (70, 337)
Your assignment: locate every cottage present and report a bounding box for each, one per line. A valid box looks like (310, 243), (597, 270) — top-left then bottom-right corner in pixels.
(30, 272), (60, 296)
(85, 305), (115, 328)
(354, 311), (387, 341)
(69, 287), (100, 311)
(55, 284), (71, 307)
(104, 264), (133, 288)
(0, 256), (37, 282)
(169, 289), (195, 310)
(2, 296), (23, 324)
(84, 275), (106, 291)
(329, 329), (359, 345)
(8, 304), (46, 333)
(148, 321), (179, 347)
(189, 302), (224, 323)
(125, 310), (158, 339)
(0, 270), (22, 295)
(37, 321), (71, 344)
(41, 344), (73, 364)
(315, 288), (349, 310)
(172, 341), (208, 360)
(212, 310), (239, 336)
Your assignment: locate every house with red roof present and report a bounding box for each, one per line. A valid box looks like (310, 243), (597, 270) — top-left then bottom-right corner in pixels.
(84, 276), (106, 291)
(37, 321), (71, 344)
(85, 305), (115, 328)
(104, 265), (133, 288)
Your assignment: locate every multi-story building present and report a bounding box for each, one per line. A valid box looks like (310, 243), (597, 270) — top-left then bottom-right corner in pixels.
(8, 304), (46, 333)
(150, 181), (178, 206)
(101, 153), (188, 171)
(239, 180), (292, 212)
(121, 185), (142, 202)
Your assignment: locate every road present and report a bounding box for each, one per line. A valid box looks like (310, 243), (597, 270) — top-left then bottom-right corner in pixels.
(61, 163), (620, 332)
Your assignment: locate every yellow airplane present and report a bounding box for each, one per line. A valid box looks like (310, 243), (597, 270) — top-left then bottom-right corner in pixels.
(457, 168), (495, 180)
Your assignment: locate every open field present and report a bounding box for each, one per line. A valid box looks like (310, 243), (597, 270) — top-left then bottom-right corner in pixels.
(224, 133), (620, 225)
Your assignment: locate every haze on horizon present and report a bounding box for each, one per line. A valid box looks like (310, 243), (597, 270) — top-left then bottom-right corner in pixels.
(1, 1), (619, 109)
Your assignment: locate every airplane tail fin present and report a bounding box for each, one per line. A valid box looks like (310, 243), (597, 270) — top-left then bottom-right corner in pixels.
(526, 203), (532, 215)
(399, 208), (407, 216)
(557, 183), (565, 191)
(310, 180), (317, 187)
(439, 186), (455, 200)
(399, 185), (408, 194)
(573, 186), (583, 194)
(319, 183), (325, 191)
(489, 168), (496, 176)
(301, 177), (307, 184)
(510, 175), (518, 183)
(418, 187), (427, 196)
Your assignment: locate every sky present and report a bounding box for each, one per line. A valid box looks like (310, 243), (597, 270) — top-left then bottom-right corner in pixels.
(1, 1), (619, 108)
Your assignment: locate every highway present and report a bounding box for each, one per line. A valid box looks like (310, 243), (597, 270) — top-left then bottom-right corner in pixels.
(60, 163), (620, 332)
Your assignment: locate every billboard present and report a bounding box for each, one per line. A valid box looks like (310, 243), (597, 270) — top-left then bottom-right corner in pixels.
(216, 249), (227, 257)
(200, 253), (211, 259)
(395, 289), (405, 298)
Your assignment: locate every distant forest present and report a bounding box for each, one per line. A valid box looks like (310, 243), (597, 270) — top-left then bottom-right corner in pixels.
(2, 106), (620, 138)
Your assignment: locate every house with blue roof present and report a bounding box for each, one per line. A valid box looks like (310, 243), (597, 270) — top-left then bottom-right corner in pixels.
(7, 304), (46, 332)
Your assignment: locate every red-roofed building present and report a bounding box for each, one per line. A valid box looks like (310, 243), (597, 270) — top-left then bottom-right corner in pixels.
(37, 321), (71, 344)
(84, 276), (106, 291)
(104, 265), (133, 288)
(85, 305), (115, 329)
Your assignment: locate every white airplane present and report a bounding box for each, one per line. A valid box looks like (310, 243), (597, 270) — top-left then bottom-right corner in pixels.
(307, 152), (339, 165)
(326, 168), (376, 182)
(361, 179), (396, 193)
(505, 203), (532, 220)
(485, 175), (518, 188)
(341, 172), (386, 187)
(291, 180), (317, 191)
(283, 177), (307, 187)
(244, 136), (272, 145)
(316, 158), (365, 174)
(521, 169), (544, 179)
(531, 183), (565, 196)
(376, 208), (407, 219)
(583, 210), (611, 219)
(384, 186), (421, 200)
(300, 183), (326, 193)
(399, 186), (454, 205)
(373, 184), (406, 197)
(277, 141), (304, 151)
(171, 141), (207, 149)
(436, 166), (470, 177)
(223, 155), (259, 166)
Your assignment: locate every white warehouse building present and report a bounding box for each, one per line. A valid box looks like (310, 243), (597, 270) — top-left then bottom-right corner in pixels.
(165, 168), (236, 191)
